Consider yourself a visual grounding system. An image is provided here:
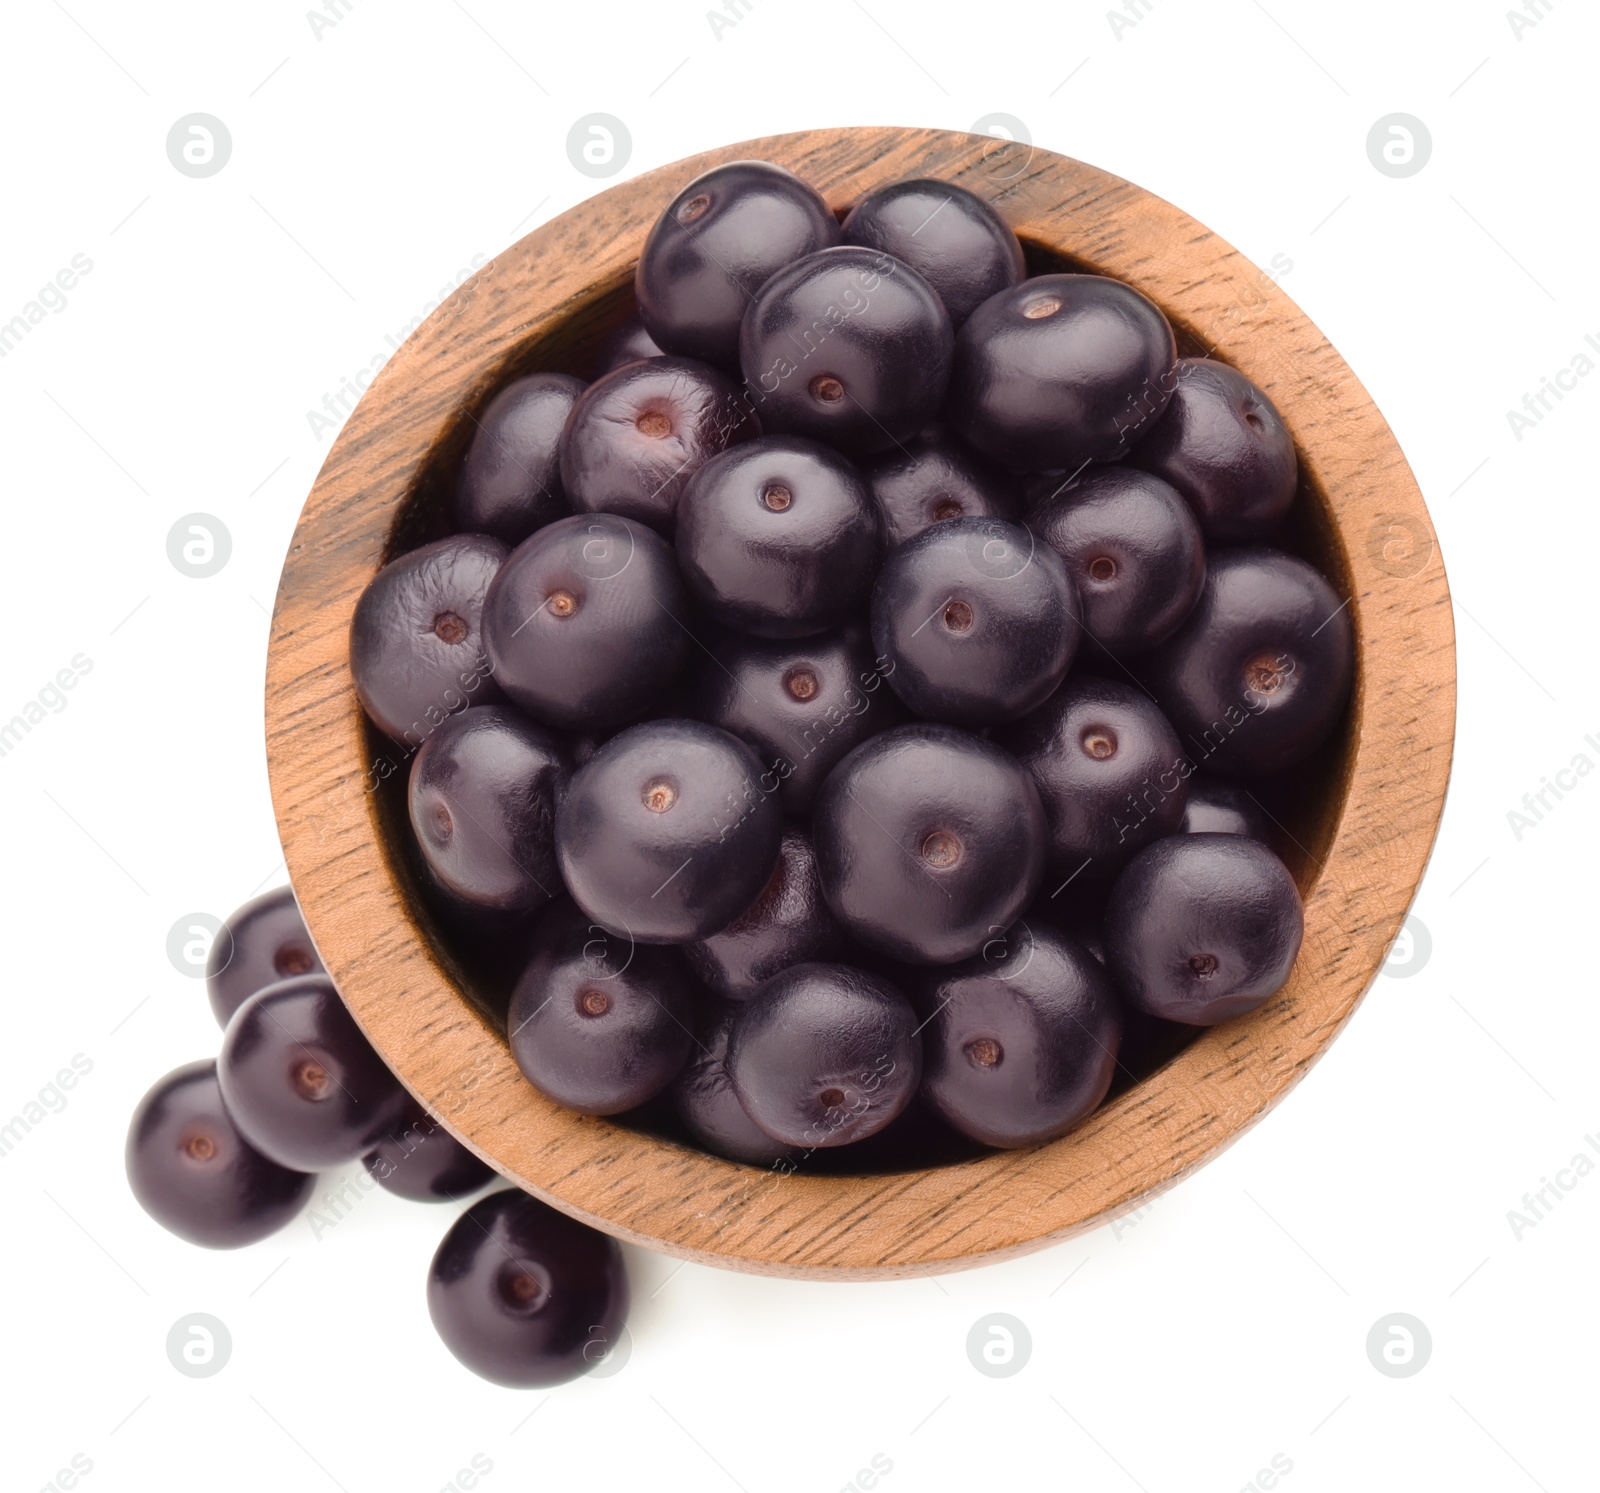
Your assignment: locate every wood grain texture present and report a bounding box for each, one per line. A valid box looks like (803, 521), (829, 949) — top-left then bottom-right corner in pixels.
(265, 127), (1455, 1279)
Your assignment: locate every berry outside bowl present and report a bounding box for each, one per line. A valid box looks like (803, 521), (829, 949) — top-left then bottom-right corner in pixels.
(265, 126), (1455, 1280)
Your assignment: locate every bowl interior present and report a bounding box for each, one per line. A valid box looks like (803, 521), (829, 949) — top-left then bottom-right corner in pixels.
(364, 228), (1357, 1170)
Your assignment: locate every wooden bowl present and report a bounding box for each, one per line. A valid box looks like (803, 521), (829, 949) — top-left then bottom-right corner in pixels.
(266, 126), (1454, 1280)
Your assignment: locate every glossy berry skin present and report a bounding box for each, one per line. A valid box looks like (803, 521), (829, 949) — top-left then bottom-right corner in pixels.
(676, 436), (880, 636)
(219, 976), (409, 1172)
(453, 373), (584, 546)
(996, 676), (1188, 879)
(408, 706), (568, 913)
(864, 426), (1019, 551)
(206, 886), (324, 1029)
(740, 246), (954, 458)
(805, 1088), (975, 1173)
(1181, 775), (1275, 843)
(559, 356), (756, 532)
(691, 626), (906, 814)
(842, 177), (1025, 328)
(482, 513), (688, 731)
(363, 1106), (495, 1201)
(947, 274), (1177, 472)
(1141, 548), (1353, 778)
(813, 723), (1047, 965)
(1025, 466), (1204, 656)
(1105, 833), (1304, 1025)
(126, 1060), (314, 1249)
(1129, 358), (1297, 541)
(726, 962), (921, 1148)
(637, 160), (842, 371)
(914, 920), (1120, 1148)
(427, 1188), (629, 1388)
(555, 719), (783, 943)
(871, 517), (1079, 727)
(506, 900), (695, 1114)
(592, 315), (663, 375)
(671, 1002), (798, 1165)
(685, 827), (848, 999)
(350, 534), (507, 744)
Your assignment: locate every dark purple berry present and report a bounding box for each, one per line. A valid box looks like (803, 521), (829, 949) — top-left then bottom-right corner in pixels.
(218, 976), (409, 1172)
(676, 435), (880, 637)
(427, 1188), (628, 1388)
(408, 705), (568, 913)
(813, 723), (1047, 964)
(1129, 358), (1297, 541)
(559, 356), (756, 532)
(740, 246), (953, 458)
(592, 315), (663, 375)
(864, 426), (1019, 551)
(690, 626), (906, 814)
(363, 1105), (495, 1201)
(871, 517), (1079, 727)
(1140, 548), (1353, 777)
(555, 719), (783, 943)
(453, 372), (583, 546)
(842, 177), (1024, 327)
(685, 826), (848, 999)
(915, 920), (1120, 1148)
(805, 1087), (977, 1173)
(671, 1002), (798, 1165)
(1025, 466), (1204, 656)
(350, 534), (506, 745)
(726, 963), (921, 1148)
(506, 900), (695, 1114)
(482, 513), (688, 731)
(1104, 833), (1304, 1025)
(638, 160), (842, 371)
(206, 886), (324, 1030)
(947, 274), (1177, 472)
(1181, 775), (1276, 842)
(996, 676), (1188, 879)
(126, 1060), (314, 1248)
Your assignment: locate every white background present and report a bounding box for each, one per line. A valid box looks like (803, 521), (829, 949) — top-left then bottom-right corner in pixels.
(1, 1), (1594, 1489)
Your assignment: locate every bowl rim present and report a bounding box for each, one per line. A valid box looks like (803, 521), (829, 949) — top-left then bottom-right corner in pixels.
(266, 125), (1455, 1280)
